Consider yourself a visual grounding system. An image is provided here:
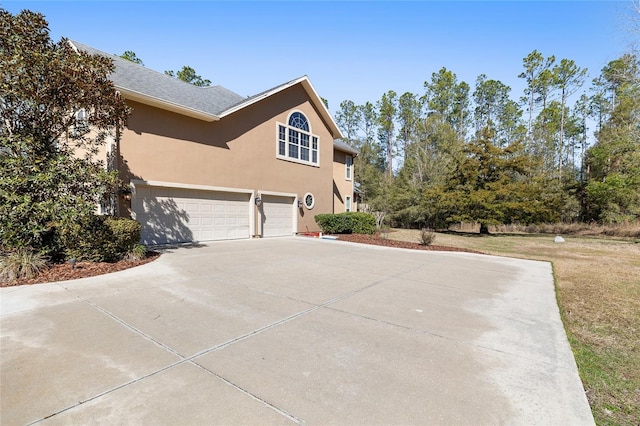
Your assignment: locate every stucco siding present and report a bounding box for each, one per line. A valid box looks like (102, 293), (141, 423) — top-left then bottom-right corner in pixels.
(118, 85), (333, 234)
(333, 150), (354, 213)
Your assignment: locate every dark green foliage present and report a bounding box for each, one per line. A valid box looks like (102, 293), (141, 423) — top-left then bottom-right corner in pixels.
(164, 66), (211, 87)
(58, 216), (141, 262)
(314, 213), (376, 235)
(0, 9), (130, 260)
(582, 54), (640, 223)
(105, 217), (142, 258)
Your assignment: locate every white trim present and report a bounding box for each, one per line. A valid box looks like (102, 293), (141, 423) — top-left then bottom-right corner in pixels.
(346, 196), (352, 212)
(345, 154), (353, 181)
(218, 76), (343, 139)
(276, 115), (320, 167)
(116, 87), (219, 122)
(303, 192), (315, 209)
(293, 196), (299, 235)
(257, 190), (297, 197)
(130, 179), (253, 194)
(257, 191), (298, 237)
(131, 179), (255, 238)
(286, 110), (313, 133)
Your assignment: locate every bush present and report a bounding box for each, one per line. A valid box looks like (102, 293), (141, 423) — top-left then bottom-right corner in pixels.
(315, 212), (376, 235)
(105, 217), (142, 259)
(125, 244), (147, 262)
(419, 228), (436, 246)
(0, 249), (48, 283)
(57, 215), (141, 262)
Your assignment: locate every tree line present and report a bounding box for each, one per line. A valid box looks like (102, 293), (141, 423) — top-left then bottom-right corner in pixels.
(333, 50), (640, 231)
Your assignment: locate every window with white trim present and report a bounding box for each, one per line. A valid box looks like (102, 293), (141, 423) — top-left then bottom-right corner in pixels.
(277, 112), (319, 166)
(346, 196), (352, 212)
(304, 192), (315, 209)
(345, 155), (352, 180)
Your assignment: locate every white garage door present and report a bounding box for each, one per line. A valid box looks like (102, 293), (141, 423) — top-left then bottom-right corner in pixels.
(132, 185), (251, 245)
(261, 195), (295, 237)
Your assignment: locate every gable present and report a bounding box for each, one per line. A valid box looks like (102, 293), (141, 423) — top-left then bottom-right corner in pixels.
(68, 41), (343, 139)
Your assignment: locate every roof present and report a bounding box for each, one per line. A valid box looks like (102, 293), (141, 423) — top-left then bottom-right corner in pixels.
(68, 40), (343, 139)
(333, 139), (359, 156)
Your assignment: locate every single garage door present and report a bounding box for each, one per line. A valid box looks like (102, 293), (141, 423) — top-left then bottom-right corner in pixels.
(132, 185), (251, 245)
(261, 195), (295, 237)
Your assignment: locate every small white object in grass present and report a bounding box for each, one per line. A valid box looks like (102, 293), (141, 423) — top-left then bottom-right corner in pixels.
(554, 236), (565, 243)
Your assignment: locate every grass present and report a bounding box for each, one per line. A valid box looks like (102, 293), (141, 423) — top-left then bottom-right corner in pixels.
(389, 229), (640, 426)
(0, 249), (49, 283)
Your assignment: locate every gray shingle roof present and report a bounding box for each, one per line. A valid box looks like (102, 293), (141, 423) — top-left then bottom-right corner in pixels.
(333, 139), (359, 156)
(68, 41), (343, 139)
(69, 40), (245, 116)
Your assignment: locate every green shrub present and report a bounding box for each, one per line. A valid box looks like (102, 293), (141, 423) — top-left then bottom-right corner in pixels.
(314, 212), (376, 235)
(125, 244), (147, 262)
(57, 215), (141, 262)
(0, 249), (48, 283)
(105, 217), (142, 258)
(57, 214), (111, 262)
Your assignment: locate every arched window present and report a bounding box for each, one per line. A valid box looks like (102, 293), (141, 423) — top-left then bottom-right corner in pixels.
(289, 112), (309, 131)
(277, 111), (319, 166)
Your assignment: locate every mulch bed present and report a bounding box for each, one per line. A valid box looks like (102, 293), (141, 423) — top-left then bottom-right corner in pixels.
(2, 234), (481, 287)
(333, 233), (484, 254)
(0, 252), (160, 287)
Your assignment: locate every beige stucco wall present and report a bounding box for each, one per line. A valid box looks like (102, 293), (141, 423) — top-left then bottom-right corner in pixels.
(333, 150), (354, 213)
(117, 85), (335, 234)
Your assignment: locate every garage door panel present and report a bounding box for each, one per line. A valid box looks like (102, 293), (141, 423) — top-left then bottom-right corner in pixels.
(262, 195), (294, 238)
(133, 186), (250, 245)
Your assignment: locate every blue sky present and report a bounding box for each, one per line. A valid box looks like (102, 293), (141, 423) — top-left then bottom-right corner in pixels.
(3, 1), (636, 115)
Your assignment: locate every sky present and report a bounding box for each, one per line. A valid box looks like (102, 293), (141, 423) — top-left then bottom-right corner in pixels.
(3, 1), (637, 117)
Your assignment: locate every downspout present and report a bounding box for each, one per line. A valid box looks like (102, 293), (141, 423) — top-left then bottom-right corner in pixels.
(115, 123), (121, 217)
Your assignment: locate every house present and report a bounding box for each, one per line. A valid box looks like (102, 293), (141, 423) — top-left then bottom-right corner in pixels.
(69, 41), (356, 245)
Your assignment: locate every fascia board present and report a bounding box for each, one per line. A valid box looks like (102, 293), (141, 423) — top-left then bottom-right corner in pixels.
(299, 78), (344, 140)
(130, 179), (253, 194)
(218, 76), (344, 139)
(117, 87), (219, 122)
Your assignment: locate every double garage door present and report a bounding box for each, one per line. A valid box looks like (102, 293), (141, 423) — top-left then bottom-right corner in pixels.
(132, 185), (295, 245)
(132, 185), (251, 245)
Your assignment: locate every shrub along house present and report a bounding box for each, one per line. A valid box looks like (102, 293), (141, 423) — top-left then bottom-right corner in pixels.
(69, 41), (357, 245)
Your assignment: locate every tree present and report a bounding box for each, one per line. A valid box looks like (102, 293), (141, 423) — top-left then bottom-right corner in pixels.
(164, 65), (211, 87)
(423, 67), (471, 138)
(335, 100), (361, 146)
(552, 58), (587, 179)
(119, 50), (143, 65)
(473, 75), (523, 146)
(397, 92), (421, 163)
(518, 50), (555, 147)
(446, 127), (556, 233)
(377, 91), (397, 176)
(358, 101), (378, 145)
(0, 9), (130, 257)
(583, 54), (640, 223)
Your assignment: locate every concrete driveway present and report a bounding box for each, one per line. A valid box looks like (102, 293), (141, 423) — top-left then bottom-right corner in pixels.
(1, 237), (593, 425)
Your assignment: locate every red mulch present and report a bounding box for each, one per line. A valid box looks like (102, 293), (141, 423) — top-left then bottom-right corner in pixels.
(0, 252), (160, 287)
(334, 233), (484, 254)
(2, 234), (481, 287)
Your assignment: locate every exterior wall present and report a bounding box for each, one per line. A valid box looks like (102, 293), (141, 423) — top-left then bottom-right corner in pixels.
(117, 84), (334, 234)
(332, 150), (354, 213)
(70, 128), (118, 215)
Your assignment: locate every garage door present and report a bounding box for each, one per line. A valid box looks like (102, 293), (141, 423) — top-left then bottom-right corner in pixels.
(132, 185), (251, 245)
(261, 195), (295, 237)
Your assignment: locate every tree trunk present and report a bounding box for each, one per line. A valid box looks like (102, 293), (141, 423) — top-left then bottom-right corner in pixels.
(479, 223), (490, 234)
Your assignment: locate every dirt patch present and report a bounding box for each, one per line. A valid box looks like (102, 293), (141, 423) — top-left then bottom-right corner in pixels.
(334, 233), (484, 254)
(1, 252), (160, 287)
